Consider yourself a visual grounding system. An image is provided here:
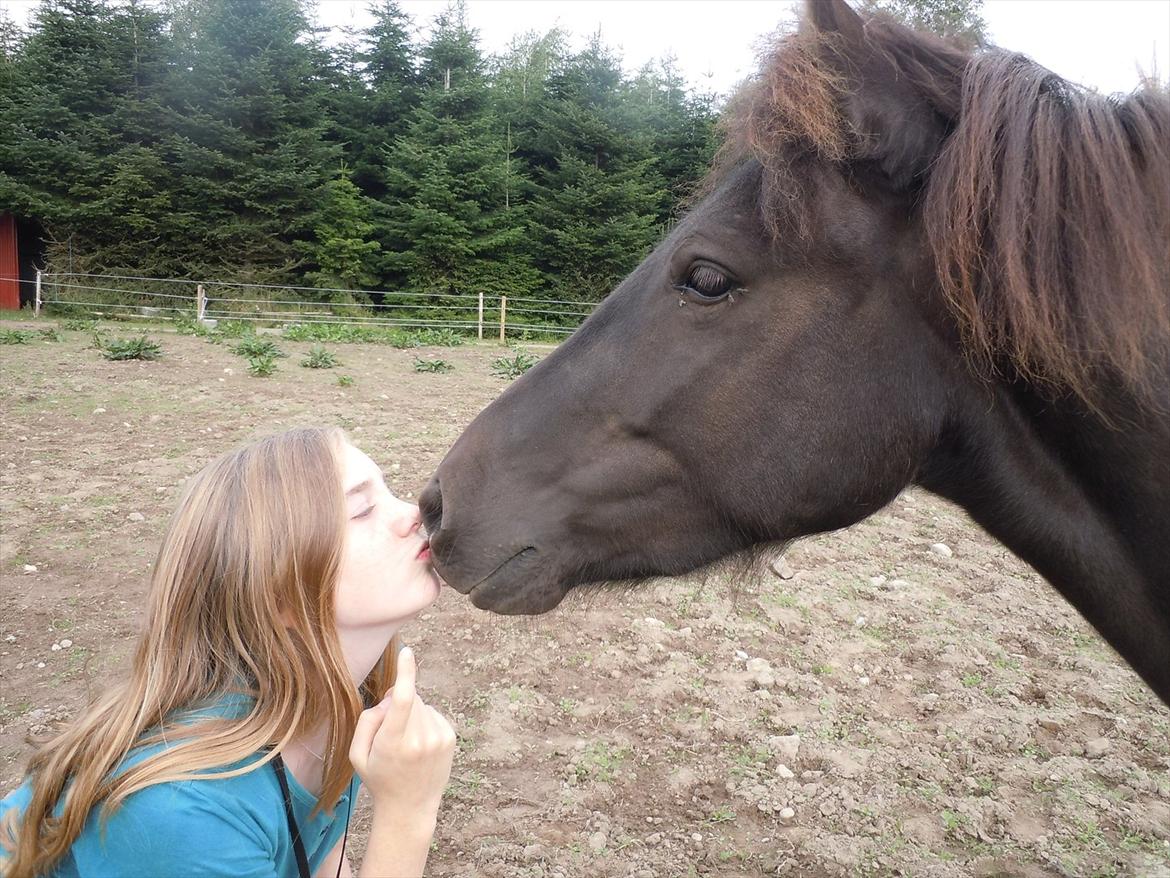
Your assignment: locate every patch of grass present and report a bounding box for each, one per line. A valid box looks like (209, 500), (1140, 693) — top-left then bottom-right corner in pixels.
(233, 336), (286, 359)
(99, 335), (162, 361)
(246, 353), (278, 377)
(411, 328), (463, 347)
(812, 663), (834, 676)
(704, 805), (737, 825)
(300, 345), (338, 369)
(336, 374), (355, 387)
(940, 809), (965, 838)
(557, 697), (578, 714)
(961, 672), (983, 687)
(60, 318), (97, 332)
(0, 328), (34, 344)
(574, 742), (628, 784)
(491, 349), (538, 379)
(729, 745), (770, 779)
(413, 357), (453, 373)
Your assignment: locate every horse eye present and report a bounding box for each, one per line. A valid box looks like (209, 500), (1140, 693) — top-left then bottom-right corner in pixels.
(683, 264), (736, 300)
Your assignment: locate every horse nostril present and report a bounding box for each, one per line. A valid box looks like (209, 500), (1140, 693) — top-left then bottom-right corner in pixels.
(419, 478), (443, 540)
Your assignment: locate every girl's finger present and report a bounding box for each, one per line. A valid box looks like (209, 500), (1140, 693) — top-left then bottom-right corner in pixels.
(380, 647), (418, 738)
(349, 703), (389, 765)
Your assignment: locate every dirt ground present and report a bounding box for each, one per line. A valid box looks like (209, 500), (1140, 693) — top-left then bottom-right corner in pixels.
(1, 321), (1167, 878)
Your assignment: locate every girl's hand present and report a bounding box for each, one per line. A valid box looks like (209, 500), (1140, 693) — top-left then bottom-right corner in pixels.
(349, 647), (456, 825)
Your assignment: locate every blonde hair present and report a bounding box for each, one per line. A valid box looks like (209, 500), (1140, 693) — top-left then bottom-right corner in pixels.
(2, 427), (398, 878)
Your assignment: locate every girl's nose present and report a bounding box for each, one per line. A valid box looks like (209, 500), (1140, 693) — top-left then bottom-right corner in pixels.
(389, 497), (422, 538)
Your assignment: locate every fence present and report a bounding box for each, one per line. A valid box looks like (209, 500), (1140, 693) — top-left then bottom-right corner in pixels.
(12, 271), (601, 341)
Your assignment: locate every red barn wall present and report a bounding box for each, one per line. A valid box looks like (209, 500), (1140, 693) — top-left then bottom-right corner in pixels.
(0, 213), (19, 310)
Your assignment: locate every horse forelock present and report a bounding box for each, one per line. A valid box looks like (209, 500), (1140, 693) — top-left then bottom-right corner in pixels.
(703, 12), (1170, 416)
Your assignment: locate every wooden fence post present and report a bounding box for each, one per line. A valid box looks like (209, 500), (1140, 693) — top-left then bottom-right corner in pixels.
(34, 269), (41, 317)
(477, 289), (484, 341)
(499, 296), (507, 343)
(196, 284), (205, 322)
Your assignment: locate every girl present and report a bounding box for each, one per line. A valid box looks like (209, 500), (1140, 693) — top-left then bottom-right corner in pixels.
(1, 427), (456, 877)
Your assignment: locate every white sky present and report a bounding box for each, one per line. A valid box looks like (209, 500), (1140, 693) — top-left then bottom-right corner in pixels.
(2, 0), (1167, 96)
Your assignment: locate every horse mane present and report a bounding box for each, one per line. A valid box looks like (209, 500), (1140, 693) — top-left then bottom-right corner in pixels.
(712, 12), (1170, 411)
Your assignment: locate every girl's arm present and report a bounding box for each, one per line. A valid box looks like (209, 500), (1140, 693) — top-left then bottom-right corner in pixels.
(312, 839), (352, 878)
(349, 648), (456, 878)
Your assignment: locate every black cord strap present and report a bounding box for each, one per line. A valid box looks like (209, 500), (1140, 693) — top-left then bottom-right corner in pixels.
(272, 754), (312, 878)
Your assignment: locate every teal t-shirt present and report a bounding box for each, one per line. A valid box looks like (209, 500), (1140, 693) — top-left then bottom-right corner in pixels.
(0, 698), (356, 877)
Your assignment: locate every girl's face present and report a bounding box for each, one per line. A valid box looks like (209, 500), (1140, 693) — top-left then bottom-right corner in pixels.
(334, 442), (441, 630)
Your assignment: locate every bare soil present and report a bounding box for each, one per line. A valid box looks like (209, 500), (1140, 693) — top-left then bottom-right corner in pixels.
(1, 323), (1167, 877)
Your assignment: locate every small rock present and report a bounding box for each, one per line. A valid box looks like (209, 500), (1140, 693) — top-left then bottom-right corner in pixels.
(1037, 718), (1063, 733)
(858, 676), (870, 686)
(522, 843), (545, 861)
(640, 617), (665, 628)
(36, 662), (45, 668)
(677, 627), (692, 637)
(854, 615), (867, 628)
(779, 807), (796, 823)
(645, 832), (662, 846)
(690, 832), (703, 843)
(23, 564), (37, 573)
(1085, 737), (1111, 759)
(610, 669), (622, 679)
(92, 408), (106, 414)
(776, 764), (795, 779)
(930, 543), (953, 558)
(735, 650), (749, 661)
(769, 734), (801, 762)
(127, 512), (145, 522)
(869, 575), (887, 587)
(51, 643), (61, 652)
(770, 556), (795, 580)
(59, 639), (72, 649)
(587, 831), (607, 853)
(4, 634), (14, 643)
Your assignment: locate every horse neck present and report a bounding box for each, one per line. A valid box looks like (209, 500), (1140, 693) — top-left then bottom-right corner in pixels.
(916, 378), (1170, 704)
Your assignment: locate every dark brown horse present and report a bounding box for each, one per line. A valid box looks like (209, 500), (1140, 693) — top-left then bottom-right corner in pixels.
(420, 0), (1170, 704)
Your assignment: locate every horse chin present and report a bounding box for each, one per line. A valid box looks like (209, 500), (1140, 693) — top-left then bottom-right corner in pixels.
(436, 547), (570, 615)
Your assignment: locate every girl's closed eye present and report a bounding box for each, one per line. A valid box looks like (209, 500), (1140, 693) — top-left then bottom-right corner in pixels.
(353, 504), (375, 519)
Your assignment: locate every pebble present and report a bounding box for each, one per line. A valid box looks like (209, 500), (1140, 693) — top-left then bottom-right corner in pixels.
(4, 634), (14, 643)
(769, 734), (801, 762)
(60, 639), (72, 648)
(779, 807), (796, 823)
(776, 764), (795, 779)
(92, 408), (106, 414)
(51, 643), (61, 652)
(930, 542), (953, 558)
(735, 650), (749, 661)
(690, 832), (703, 843)
(127, 512), (145, 522)
(1085, 737), (1111, 759)
(870, 575), (887, 587)
(587, 831), (607, 853)
(36, 662), (45, 669)
(645, 832), (662, 846)
(770, 556), (795, 580)
(677, 627), (692, 637)
(746, 657), (775, 689)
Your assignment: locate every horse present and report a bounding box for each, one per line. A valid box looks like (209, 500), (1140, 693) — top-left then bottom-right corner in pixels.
(419, 0), (1170, 705)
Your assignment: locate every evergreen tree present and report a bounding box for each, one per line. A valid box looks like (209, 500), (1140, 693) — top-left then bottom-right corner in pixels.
(859, 0), (987, 44)
(379, 1), (540, 302)
(521, 34), (667, 300)
(301, 167), (382, 292)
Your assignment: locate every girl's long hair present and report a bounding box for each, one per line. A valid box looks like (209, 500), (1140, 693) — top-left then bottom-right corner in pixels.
(2, 427), (398, 878)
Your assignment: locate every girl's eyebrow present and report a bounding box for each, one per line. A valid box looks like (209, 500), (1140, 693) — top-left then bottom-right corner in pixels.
(345, 471), (388, 497)
(345, 478), (373, 498)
